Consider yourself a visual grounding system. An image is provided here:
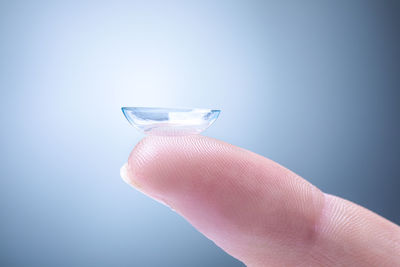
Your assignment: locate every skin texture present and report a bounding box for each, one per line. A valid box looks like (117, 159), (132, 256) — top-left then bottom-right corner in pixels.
(120, 135), (400, 266)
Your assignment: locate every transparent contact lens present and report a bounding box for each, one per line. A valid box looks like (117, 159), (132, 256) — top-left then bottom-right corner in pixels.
(122, 107), (220, 136)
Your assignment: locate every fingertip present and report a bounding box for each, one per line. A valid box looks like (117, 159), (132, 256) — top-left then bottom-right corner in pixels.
(125, 135), (324, 239)
(123, 135), (326, 264)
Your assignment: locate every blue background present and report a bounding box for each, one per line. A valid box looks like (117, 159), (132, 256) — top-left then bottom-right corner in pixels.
(1, 1), (399, 266)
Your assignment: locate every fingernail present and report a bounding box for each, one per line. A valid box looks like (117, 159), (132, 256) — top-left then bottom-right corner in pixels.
(120, 162), (142, 189)
(120, 162), (176, 211)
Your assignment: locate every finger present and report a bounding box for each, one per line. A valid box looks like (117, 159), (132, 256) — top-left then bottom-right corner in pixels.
(121, 135), (400, 266)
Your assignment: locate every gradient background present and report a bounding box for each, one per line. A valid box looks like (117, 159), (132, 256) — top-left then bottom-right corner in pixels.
(1, 1), (399, 266)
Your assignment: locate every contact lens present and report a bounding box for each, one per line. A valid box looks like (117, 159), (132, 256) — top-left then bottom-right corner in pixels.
(122, 107), (220, 136)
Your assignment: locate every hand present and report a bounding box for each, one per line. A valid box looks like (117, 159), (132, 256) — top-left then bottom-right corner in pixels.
(120, 135), (400, 266)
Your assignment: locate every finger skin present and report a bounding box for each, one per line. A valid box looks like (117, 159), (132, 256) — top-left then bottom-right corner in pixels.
(122, 135), (400, 266)
(314, 194), (400, 266)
